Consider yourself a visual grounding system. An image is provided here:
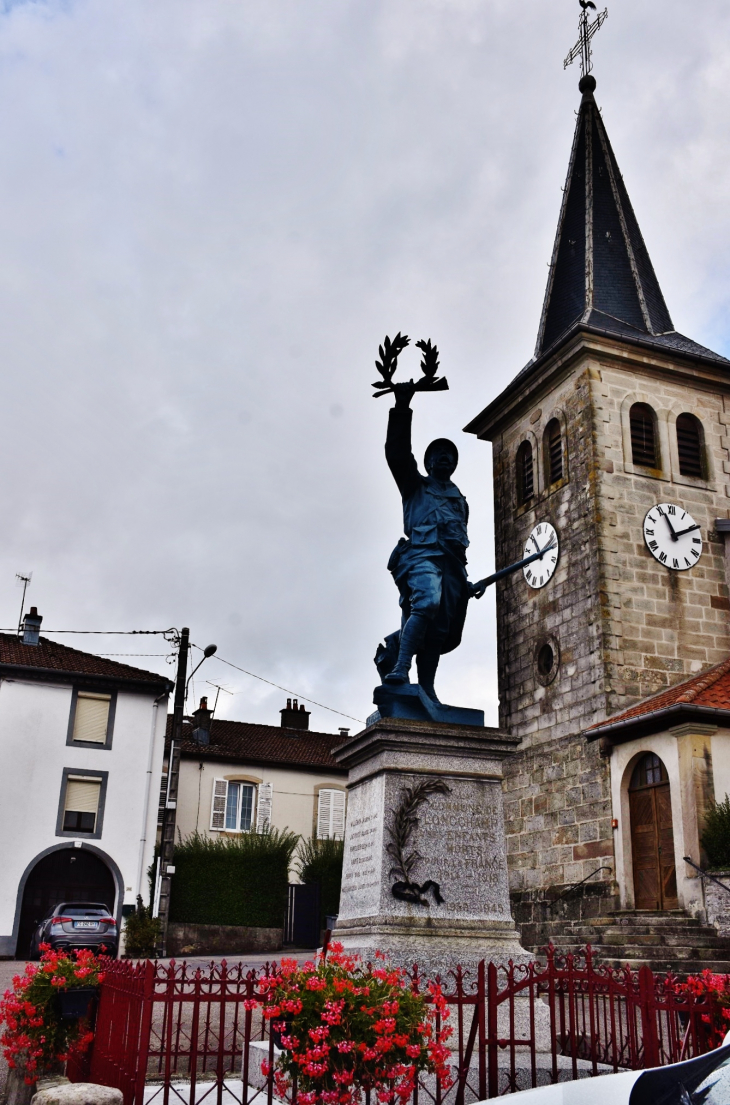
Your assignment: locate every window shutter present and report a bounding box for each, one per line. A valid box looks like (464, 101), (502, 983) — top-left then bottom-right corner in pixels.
(73, 692), (111, 744)
(210, 779), (228, 831)
(65, 777), (101, 815)
(317, 789), (332, 838)
(256, 782), (273, 832)
(331, 790), (346, 839)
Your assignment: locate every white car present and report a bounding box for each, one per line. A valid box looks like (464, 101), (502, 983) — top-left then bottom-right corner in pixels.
(495, 1032), (730, 1105)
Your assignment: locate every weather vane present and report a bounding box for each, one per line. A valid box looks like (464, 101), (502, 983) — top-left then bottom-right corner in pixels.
(564, 0), (608, 78)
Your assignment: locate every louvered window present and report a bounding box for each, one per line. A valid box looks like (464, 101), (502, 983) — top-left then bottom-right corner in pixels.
(256, 782), (273, 832)
(544, 419), (563, 485)
(63, 776), (101, 833)
(72, 691), (112, 744)
(630, 403), (658, 468)
(676, 413), (703, 478)
(317, 789), (346, 839)
(516, 441), (534, 504)
(210, 778), (257, 832)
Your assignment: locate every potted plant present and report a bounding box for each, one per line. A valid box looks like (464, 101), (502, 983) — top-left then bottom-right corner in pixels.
(0, 945), (105, 1091)
(255, 942), (453, 1105)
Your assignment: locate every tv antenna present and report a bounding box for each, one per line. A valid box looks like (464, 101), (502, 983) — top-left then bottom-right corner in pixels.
(15, 572), (32, 636)
(206, 681), (234, 713)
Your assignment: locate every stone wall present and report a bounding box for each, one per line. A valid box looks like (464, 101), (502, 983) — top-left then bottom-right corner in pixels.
(166, 922), (283, 957)
(503, 730), (614, 895)
(703, 872), (730, 936)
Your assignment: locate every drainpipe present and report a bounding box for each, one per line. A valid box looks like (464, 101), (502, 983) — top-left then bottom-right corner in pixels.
(136, 690), (169, 904)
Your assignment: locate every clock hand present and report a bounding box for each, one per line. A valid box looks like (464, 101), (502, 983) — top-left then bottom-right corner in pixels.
(531, 534), (541, 554)
(672, 523), (700, 539)
(663, 512), (679, 541)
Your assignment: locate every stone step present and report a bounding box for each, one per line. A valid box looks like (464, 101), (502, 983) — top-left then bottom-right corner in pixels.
(547, 930), (726, 948)
(556, 942), (730, 962)
(598, 958), (730, 977)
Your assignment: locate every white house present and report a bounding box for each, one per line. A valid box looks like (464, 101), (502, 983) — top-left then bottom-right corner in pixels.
(173, 697), (349, 851)
(0, 609), (171, 958)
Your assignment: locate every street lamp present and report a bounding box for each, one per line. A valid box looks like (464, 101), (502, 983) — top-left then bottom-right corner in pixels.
(185, 643), (217, 700)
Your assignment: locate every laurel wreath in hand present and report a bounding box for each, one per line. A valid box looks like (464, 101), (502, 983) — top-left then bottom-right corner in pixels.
(372, 333), (449, 398)
(386, 779), (451, 906)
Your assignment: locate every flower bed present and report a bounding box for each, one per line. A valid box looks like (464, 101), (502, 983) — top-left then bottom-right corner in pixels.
(256, 943), (453, 1105)
(676, 970), (730, 1050)
(0, 946), (104, 1085)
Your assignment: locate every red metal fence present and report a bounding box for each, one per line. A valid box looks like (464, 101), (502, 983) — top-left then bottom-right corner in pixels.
(71, 946), (718, 1105)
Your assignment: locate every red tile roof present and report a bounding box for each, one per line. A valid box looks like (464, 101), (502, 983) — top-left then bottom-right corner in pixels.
(585, 657), (730, 738)
(0, 633), (172, 688)
(174, 716), (347, 773)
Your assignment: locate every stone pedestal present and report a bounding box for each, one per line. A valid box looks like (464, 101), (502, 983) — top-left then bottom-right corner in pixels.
(333, 715), (528, 979)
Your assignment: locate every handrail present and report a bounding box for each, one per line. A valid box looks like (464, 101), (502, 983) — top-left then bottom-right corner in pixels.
(683, 855), (730, 897)
(549, 866), (613, 911)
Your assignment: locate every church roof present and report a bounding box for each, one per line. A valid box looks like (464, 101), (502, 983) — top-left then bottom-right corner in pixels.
(584, 656), (730, 743)
(464, 76), (730, 438)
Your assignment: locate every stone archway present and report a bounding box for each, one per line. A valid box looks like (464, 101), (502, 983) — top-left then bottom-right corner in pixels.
(628, 752), (678, 911)
(16, 847), (117, 959)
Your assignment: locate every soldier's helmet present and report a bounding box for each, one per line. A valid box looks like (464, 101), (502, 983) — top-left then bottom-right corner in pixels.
(424, 438), (459, 471)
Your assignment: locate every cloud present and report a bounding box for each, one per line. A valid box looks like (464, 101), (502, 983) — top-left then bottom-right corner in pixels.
(0, 0), (726, 729)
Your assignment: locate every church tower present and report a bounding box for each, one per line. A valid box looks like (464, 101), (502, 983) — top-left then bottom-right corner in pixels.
(465, 62), (730, 929)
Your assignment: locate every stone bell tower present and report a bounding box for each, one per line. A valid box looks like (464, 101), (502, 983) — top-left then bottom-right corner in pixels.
(464, 70), (730, 928)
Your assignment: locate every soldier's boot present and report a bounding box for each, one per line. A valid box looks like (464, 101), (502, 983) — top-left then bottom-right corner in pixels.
(416, 649), (441, 703)
(383, 614), (427, 684)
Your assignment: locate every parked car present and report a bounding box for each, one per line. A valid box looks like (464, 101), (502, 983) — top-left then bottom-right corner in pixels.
(29, 901), (118, 959)
(499, 1032), (730, 1104)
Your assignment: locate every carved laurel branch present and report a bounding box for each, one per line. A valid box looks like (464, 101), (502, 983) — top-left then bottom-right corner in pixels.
(386, 779), (451, 906)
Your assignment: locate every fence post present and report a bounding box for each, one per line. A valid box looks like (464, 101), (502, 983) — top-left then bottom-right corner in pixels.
(133, 960), (156, 1105)
(477, 961), (486, 1103)
(638, 966), (660, 1069)
(487, 962), (498, 1099)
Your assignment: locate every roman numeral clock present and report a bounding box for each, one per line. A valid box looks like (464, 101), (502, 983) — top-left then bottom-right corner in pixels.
(643, 504), (703, 570)
(523, 522), (560, 590)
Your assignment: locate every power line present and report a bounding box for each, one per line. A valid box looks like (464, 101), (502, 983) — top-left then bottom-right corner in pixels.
(0, 628), (176, 635)
(206, 652), (364, 726)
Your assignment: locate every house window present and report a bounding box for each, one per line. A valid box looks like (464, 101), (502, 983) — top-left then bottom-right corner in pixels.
(57, 771), (107, 838)
(210, 779), (256, 832)
(676, 413), (703, 478)
(516, 441), (534, 504)
(630, 752), (668, 789)
(630, 403), (658, 468)
(544, 419), (563, 485)
(317, 789), (346, 839)
(68, 690), (115, 747)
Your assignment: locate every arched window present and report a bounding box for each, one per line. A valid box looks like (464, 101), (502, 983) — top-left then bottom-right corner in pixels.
(630, 403), (658, 468)
(630, 752), (668, 790)
(676, 413), (703, 478)
(544, 419), (563, 485)
(516, 441), (534, 504)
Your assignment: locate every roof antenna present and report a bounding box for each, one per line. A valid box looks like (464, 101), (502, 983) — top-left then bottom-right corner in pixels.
(15, 572), (32, 637)
(564, 0), (607, 80)
(206, 681), (234, 714)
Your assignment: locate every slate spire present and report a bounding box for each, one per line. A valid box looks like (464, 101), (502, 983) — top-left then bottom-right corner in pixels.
(535, 75), (674, 357)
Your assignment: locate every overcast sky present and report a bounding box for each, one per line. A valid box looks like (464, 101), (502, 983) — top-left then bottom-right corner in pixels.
(0, 0), (729, 731)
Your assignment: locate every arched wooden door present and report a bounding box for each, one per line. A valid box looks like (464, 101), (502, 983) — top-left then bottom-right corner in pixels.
(629, 753), (678, 911)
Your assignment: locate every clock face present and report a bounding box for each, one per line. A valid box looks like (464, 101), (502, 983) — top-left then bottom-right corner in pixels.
(523, 522), (559, 590)
(643, 503), (702, 570)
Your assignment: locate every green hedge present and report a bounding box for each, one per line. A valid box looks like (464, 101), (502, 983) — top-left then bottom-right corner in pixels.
(297, 836), (344, 924)
(702, 796), (730, 870)
(170, 829), (299, 927)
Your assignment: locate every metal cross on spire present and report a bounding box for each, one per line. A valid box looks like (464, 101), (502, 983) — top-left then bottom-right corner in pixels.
(564, 0), (608, 78)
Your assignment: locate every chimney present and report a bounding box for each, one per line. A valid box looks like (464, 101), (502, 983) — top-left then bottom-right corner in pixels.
(22, 607), (42, 647)
(192, 696), (212, 746)
(280, 697), (310, 731)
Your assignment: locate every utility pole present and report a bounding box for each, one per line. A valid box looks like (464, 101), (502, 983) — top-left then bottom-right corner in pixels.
(155, 626), (189, 956)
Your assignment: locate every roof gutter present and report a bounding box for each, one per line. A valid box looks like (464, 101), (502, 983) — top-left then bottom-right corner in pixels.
(0, 661), (173, 695)
(583, 702), (730, 745)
